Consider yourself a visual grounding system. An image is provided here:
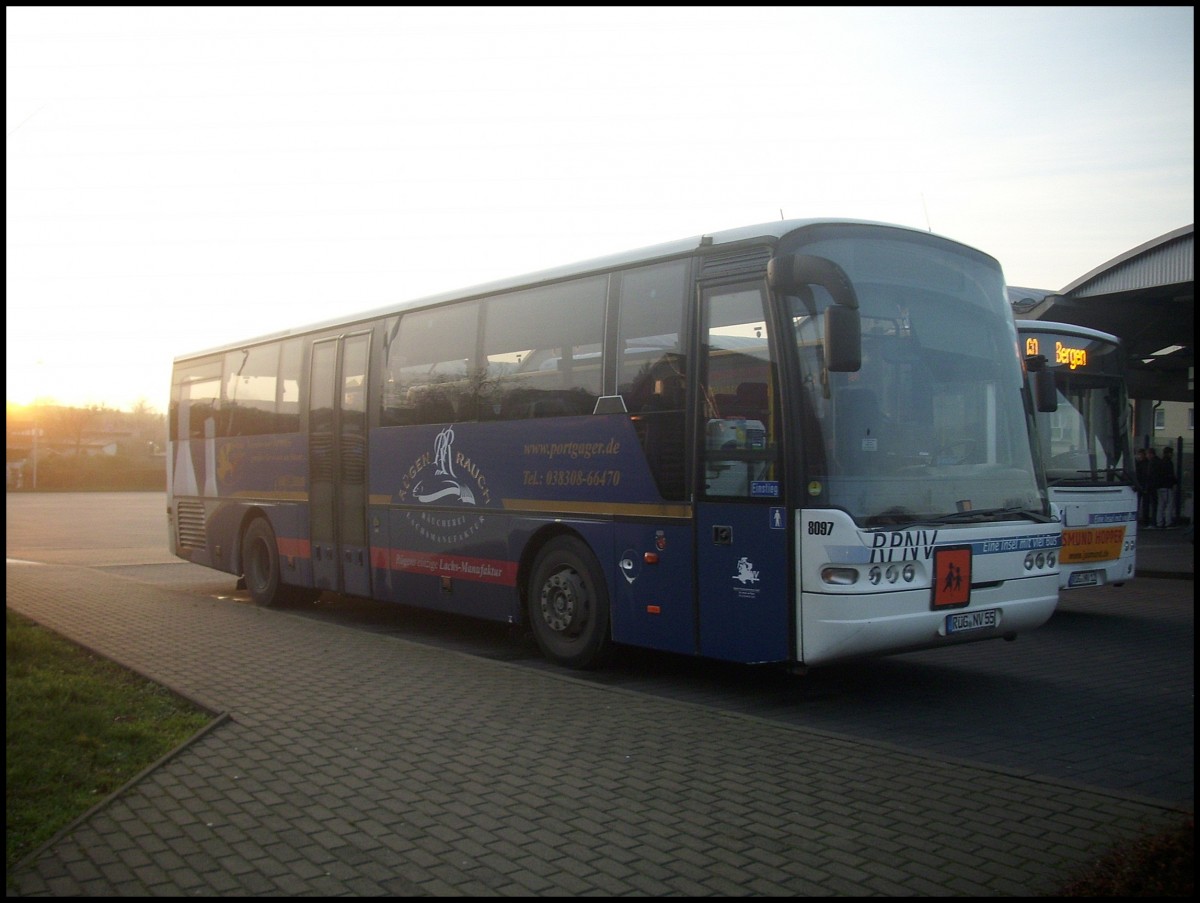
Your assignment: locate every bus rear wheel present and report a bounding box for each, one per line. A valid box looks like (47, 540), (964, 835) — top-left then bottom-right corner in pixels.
(528, 537), (612, 670)
(241, 518), (316, 608)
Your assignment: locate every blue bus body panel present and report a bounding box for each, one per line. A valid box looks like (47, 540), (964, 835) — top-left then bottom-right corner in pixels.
(173, 433), (314, 588)
(369, 416), (663, 507)
(217, 435), (309, 497)
(368, 415), (677, 627)
(376, 506), (519, 620)
(611, 522), (696, 655)
(695, 502), (791, 663)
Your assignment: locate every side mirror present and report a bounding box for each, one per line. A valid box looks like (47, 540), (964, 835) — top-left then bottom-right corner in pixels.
(770, 252), (862, 372)
(1025, 355), (1058, 412)
(1034, 370), (1058, 413)
(825, 305), (861, 372)
(768, 254), (859, 310)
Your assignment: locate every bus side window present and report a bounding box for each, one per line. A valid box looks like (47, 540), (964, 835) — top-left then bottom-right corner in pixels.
(384, 305), (478, 426)
(732, 381), (768, 423)
(408, 384), (458, 424)
(701, 283), (779, 499)
(172, 366), (221, 442)
(616, 261), (688, 500)
(276, 339), (302, 433)
(634, 357), (687, 500)
(223, 344), (284, 437)
(482, 277), (606, 421)
(188, 401), (216, 439)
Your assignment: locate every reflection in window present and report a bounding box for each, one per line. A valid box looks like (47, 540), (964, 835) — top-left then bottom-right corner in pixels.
(224, 345), (279, 436)
(381, 303), (478, 426)
(171, 364), (221, 441)
(701, 284), (779, 499)
(618, 261), (688, 499)
(480, 277), (606, 420)
(213, 339), (303, 436)
(278, 339), (302, 432)
(380, 276), (609, 426)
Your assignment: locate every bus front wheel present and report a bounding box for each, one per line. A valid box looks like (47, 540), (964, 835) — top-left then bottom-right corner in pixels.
(528, 537), (612, 670)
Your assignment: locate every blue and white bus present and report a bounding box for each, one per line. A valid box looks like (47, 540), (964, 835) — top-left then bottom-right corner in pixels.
(1017, 320), (1137, 589)
(168, 220), (1062, 670)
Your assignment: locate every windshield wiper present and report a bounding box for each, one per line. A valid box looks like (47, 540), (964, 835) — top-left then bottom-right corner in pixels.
(945, 506), (1055, 523)
(1047, 472), (1097, 487)
(869, 506), (1053, 530)
(1048, 468), (1136, 487)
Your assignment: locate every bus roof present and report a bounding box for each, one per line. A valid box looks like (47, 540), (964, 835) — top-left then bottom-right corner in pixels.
(1014, 319), (1122, 346)
(175, 218), (959, 362)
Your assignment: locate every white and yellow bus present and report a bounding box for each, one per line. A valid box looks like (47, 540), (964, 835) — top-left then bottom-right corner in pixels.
(1017, 320), (1137, 589)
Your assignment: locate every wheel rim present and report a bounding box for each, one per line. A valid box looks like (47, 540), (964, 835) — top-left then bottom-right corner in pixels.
(539, 568), (588, 636)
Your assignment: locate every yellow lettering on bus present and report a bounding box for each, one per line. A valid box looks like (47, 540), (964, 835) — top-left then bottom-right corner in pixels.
(1055, 341), (1087, 370)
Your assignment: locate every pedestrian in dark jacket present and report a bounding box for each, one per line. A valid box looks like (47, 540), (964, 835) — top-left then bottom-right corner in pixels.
(1134, 448), (1151, 527)
(1156, 446), (1178, 528)
(1143, 448), (1161, 527)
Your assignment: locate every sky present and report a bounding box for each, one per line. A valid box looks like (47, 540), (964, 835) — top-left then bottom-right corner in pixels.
(6, 6), (1194, 414)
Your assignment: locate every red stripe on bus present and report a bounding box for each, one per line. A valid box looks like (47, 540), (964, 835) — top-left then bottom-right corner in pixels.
(383, 548), (518, 586)
(277, 538), (311, 559)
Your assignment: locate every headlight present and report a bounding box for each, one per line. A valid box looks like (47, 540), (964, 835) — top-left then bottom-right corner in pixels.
(821, 567), (859, 586)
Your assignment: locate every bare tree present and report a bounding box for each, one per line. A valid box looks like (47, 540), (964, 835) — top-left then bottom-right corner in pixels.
(50, 405), (106, 457)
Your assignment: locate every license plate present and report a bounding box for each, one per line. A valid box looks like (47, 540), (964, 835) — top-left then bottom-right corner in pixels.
(946, 608), (999, 634)
(1068, 570), (1100, 588)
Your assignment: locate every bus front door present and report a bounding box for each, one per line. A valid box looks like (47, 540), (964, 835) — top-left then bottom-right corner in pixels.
(308, 332), (372, 598)
(694, 280), (791, 663)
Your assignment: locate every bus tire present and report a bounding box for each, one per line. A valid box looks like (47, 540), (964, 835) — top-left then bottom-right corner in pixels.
(528, 536), (612, 670)
(241, 518), (292, 608)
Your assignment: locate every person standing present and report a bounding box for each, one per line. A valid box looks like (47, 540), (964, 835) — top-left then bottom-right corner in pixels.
(1134, 448), (1151, 527)
(1156, 446), (1178, 528)
(1143, 447), (1161, 527)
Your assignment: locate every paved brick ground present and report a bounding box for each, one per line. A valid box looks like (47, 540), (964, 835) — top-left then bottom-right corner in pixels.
(6, 556), (1188, 897)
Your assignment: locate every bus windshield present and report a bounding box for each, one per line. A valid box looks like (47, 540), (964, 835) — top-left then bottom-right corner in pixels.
(784, 229), (1047, 528)
(1020, 328), (1133, 487)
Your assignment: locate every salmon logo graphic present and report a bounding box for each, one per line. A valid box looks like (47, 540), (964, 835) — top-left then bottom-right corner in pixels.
(412, 427), (476, 505)
(400, 426), (491, 545)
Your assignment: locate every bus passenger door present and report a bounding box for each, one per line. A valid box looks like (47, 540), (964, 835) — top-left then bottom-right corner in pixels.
(309, 332), (372, 598)
(694, 280), (791, 663)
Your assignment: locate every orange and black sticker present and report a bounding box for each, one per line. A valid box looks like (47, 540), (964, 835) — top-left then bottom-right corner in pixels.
(932, 546), (972, 609)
